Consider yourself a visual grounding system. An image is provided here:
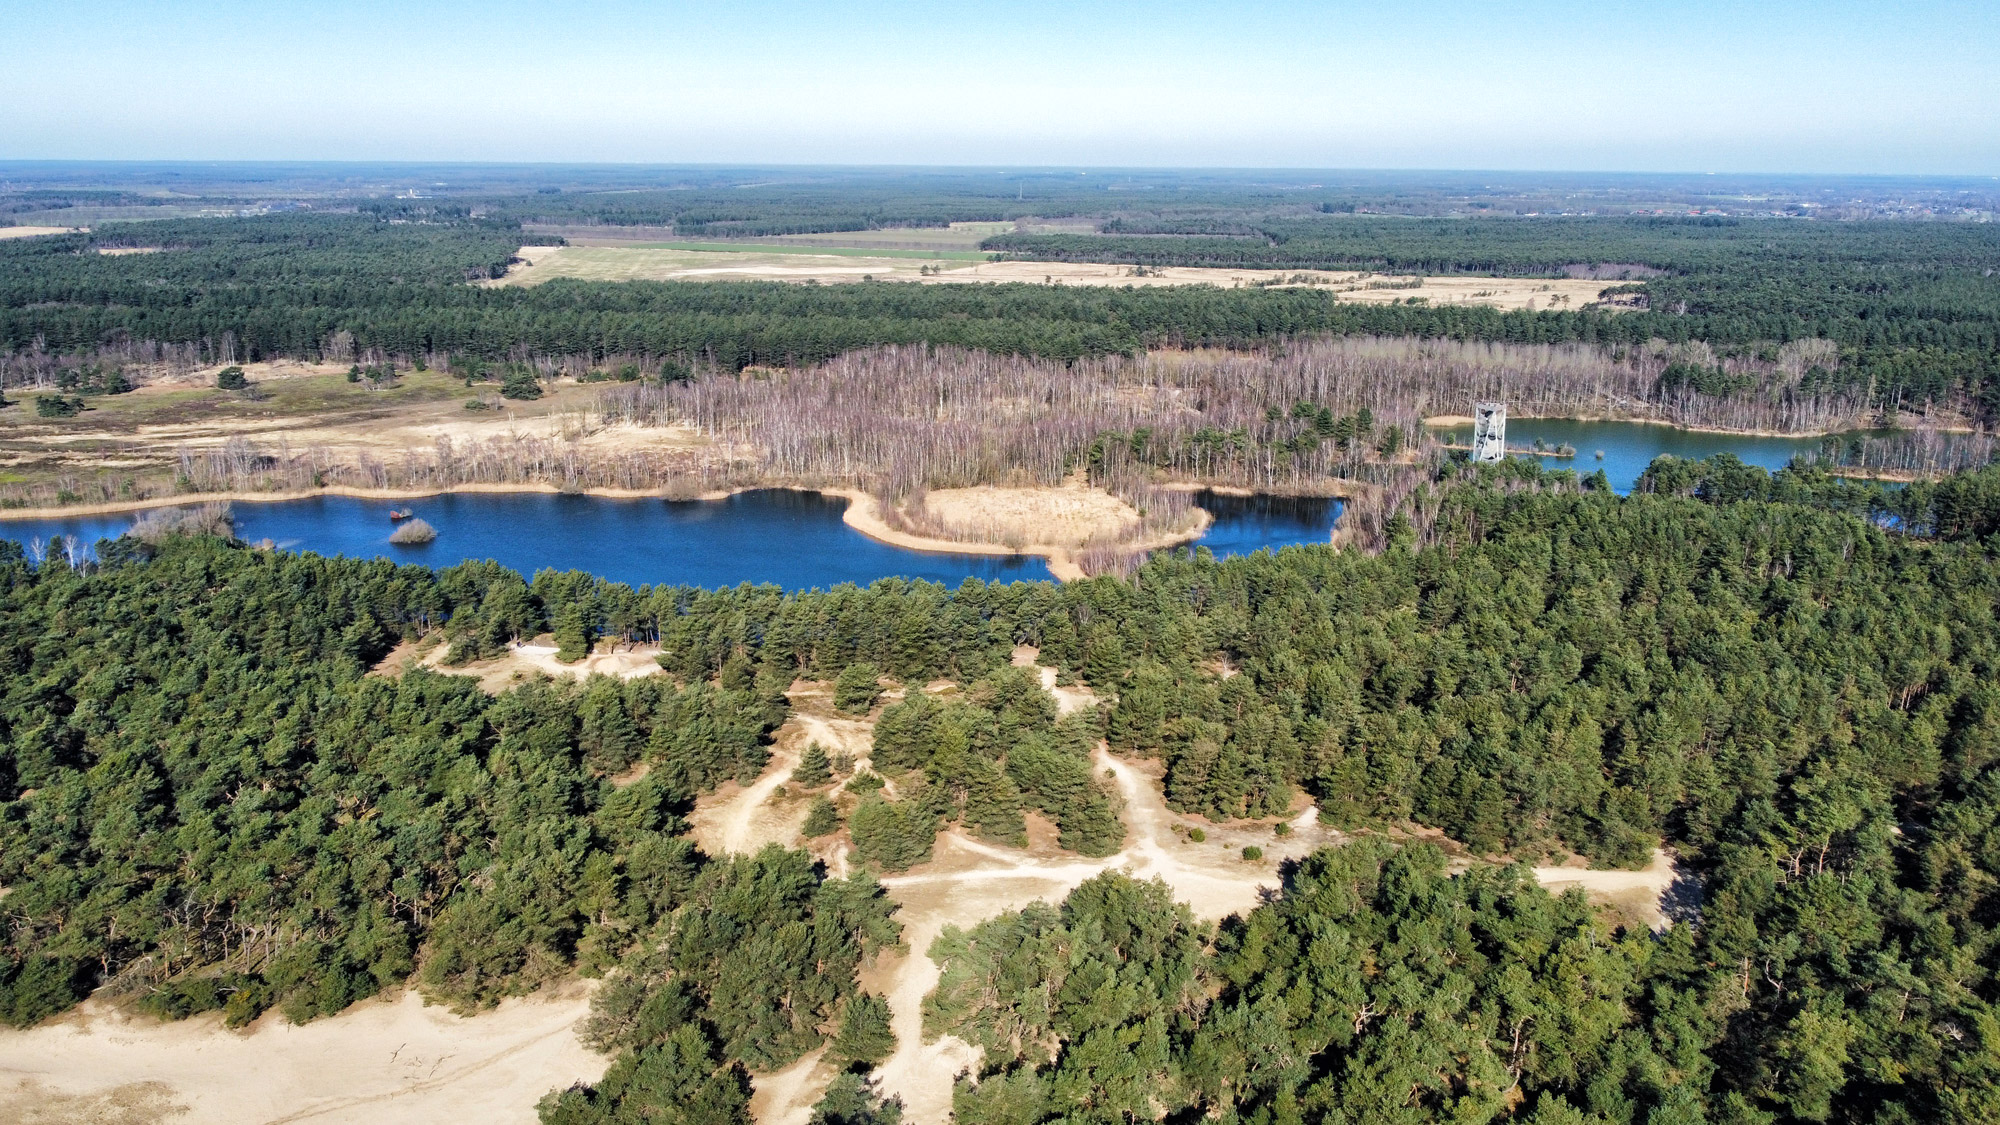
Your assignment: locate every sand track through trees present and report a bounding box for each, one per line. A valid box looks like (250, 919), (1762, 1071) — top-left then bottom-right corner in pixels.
(0, 657), (1684, 1125)
(697, 649), (1684, 1124)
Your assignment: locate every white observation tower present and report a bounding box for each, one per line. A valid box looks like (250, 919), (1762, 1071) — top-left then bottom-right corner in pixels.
(1470, 402), (1507, 463)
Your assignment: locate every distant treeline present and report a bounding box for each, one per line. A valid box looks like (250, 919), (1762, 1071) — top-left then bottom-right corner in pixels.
(3, 214), (1997, 416)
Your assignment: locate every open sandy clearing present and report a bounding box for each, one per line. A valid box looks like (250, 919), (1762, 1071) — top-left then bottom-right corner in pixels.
(370, 636), (666, 695)
(0, 226), (83, 239)
(0, 987), (604, 1125)
(492, 246), (1625, 309)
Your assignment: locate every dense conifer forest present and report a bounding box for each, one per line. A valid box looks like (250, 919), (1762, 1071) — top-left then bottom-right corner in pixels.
(2, 456), (1999, 1122)
(4, 211), (1997, 415)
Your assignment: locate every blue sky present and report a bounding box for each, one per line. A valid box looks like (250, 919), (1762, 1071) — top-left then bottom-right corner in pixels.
(5, 1), (1997, 173)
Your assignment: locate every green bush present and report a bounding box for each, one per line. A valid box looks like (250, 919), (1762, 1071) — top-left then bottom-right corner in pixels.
(33, 394), (84, 418)
(1187, 828), (1206, 843)
(501, 369), (543, 400)
(215, 365), (248, 390)
(1242, 845), (1264, 861)
(1273, 822), (1292, 837)
(803, 797), (840, 838)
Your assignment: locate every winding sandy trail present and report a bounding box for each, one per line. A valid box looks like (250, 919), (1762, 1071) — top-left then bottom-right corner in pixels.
(855, 654), (1335, 1124)
(686, 688), (883, 1119)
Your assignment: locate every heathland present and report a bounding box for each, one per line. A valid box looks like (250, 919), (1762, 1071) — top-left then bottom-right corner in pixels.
(3, 168), (2000, 1125)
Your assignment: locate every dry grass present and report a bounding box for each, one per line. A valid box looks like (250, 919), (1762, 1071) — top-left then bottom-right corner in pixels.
(491, 245), (1625, 310)
(0, 362), (717, 508)
(910, 482), (1143, 550)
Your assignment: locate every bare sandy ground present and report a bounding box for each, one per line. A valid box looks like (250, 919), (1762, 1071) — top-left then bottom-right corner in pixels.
(1532, 848), (1682, 931)
(367, 636), (665, 695)
(0, 987), (605, 1125)
(492, 246), (1622, 310)
(0, 226), (82, 239)
(371, 636), (658, 698)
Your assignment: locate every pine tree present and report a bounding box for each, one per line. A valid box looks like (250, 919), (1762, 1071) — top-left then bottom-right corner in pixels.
(792, 742), (832, 788)
(960, 756), (1026, 847)
(834, 664), (883, 714)
(829, 993), (896, 1071)
(803, 797), (840, 838)
(809, 1073), (902, 1125)
(554, 600), (595, 663)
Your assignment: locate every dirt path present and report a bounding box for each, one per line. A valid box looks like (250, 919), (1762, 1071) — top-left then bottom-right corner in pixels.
(1532, 848), (1684, 930)
(688, 688), (884, 1120)
(0, 987), (603, 1125)
(688, 690), (876, 859)
(858, 655), (1332, 1124)
(747, 1048), (830, 1125)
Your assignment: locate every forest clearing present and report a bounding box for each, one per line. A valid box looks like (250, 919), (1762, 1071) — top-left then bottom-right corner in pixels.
(491, 243), (1626, 308)
(0, 985), (605, 1124)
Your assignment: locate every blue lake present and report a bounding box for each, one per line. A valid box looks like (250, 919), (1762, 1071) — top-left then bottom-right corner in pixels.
(0, 487), (1341, 591)
(1436, 418), (1858, 493)
(1, 418), (1852, 584)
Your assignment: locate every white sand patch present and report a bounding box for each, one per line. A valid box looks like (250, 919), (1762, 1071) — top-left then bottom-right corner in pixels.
(1532, 848), (1682, 931)
(401, 639), (664, 695)
(0, 987), (603, 1125)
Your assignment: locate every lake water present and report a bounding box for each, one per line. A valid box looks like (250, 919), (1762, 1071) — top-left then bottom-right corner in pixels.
(1436, 418), (1852, 493)
(0, 487), (1341, 590)
(1, 417), (1849, 584)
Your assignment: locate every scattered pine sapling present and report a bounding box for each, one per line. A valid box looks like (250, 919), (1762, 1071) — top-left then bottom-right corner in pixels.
(803, 797), (841, 838)
(793, 742), (833, 787)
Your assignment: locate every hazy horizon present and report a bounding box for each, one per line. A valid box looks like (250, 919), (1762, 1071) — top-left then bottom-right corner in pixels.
(7, 1), (1998, 175)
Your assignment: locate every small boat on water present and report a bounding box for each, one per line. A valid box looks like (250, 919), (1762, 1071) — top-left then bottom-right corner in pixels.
(388, 508), (413, 521)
